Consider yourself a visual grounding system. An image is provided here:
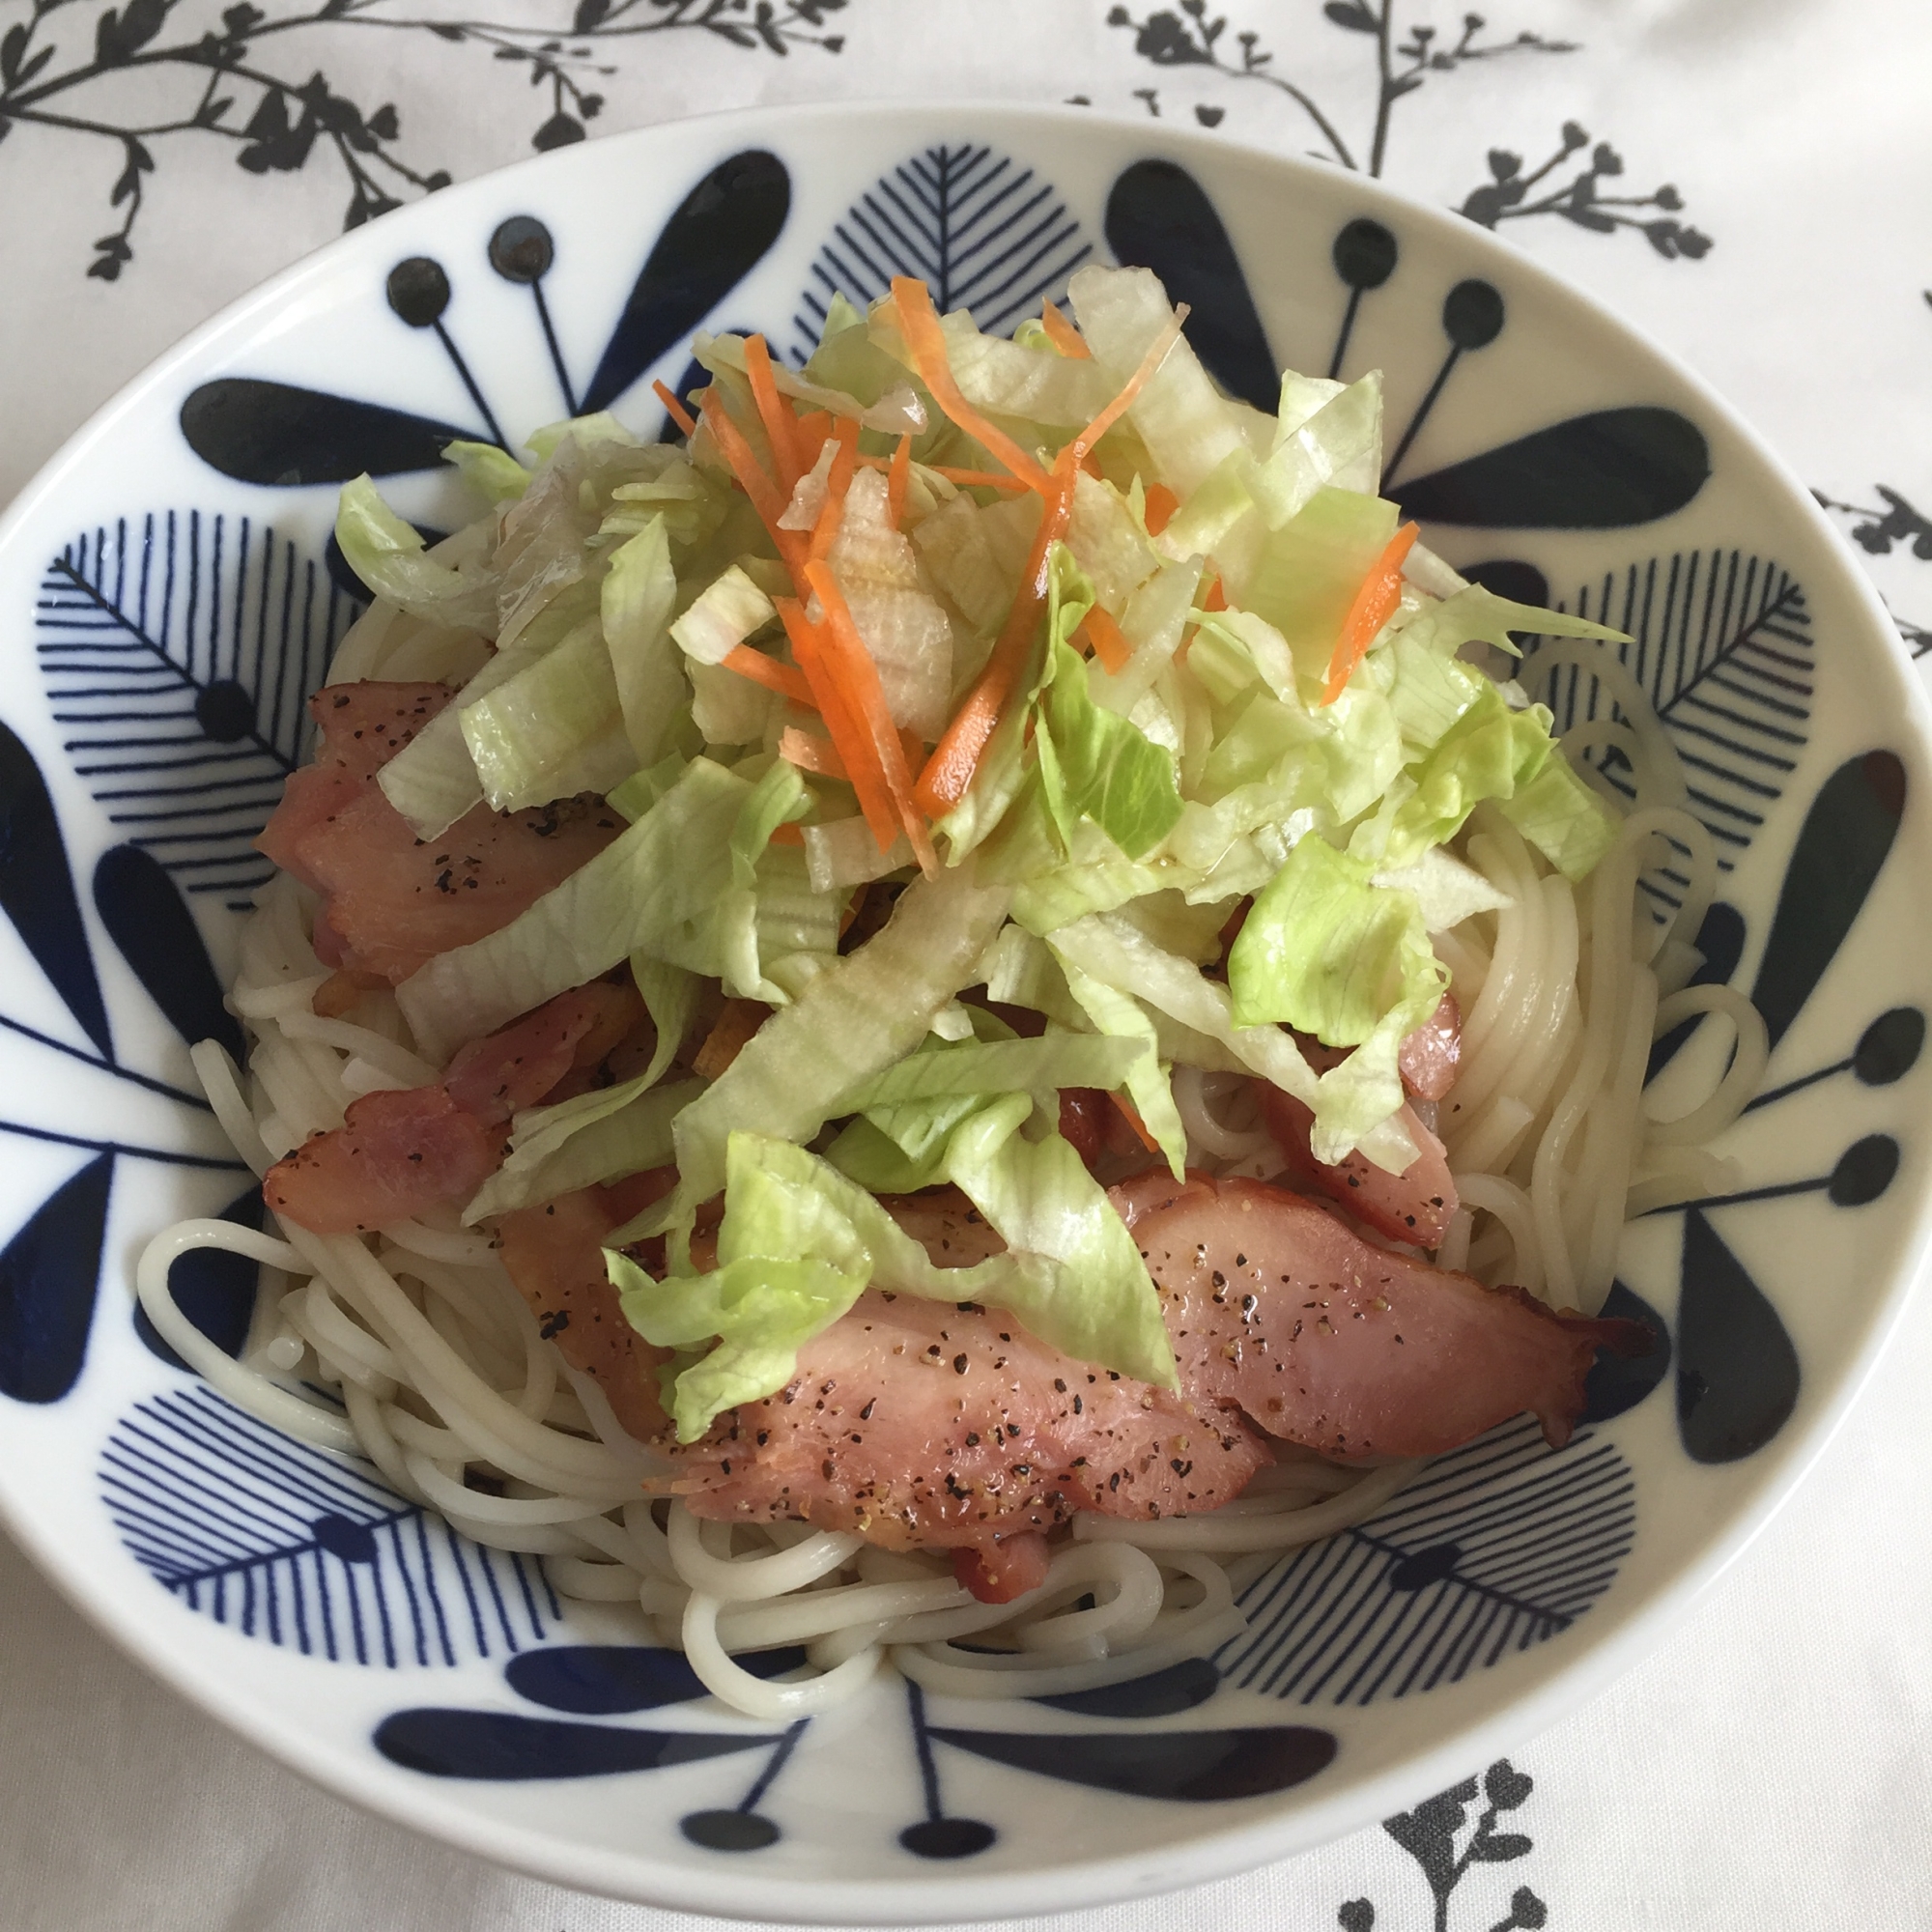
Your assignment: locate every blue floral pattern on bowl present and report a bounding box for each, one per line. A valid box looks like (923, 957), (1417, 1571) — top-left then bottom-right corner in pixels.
(0, 104), (1922, 1916)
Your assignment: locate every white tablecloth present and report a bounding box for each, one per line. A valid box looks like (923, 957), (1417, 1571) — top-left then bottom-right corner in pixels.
(4, 3), (1932, 1925)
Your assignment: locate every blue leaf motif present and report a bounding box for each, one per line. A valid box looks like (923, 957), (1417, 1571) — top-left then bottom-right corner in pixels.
(0, 716), (110, 1057)
(0, 1151), (112, 1405)
(37, 513), (361, 911)
(94, 844), (245, 1061)
(101, 1387), (558, 1664)
(1217, 1417), (1634, 1704)
(792, 146), (1093, 361)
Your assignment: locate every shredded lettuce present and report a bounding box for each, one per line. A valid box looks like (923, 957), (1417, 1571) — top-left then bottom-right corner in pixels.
(336, 475), (497, 632)
(603, 517), (686, 767)
(459, 617), (631, 813)
(397, 756), (753, 1062)
(634, 864), (1013, 1228)
(463, 1076), (701, 1223)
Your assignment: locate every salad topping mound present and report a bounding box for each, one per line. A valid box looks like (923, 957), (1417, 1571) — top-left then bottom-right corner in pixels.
(258, 264), (1646, 1566)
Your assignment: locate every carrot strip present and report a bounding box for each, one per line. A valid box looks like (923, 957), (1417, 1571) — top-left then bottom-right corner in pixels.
(778, 600), (901, 853)
(694, 998), (771, 1081)
(770, 821), (806, 846)
(1200, 574), (1228, 612)
(652, 379), (696, 440)
(1108, 1092), (1160, 1153)
(780, 726), (849, 781)
(915, 448), (1080, 814)
(699, 390), (808, 578)
(1321, 522), (1419, 705)
(1067, 307), (1184, 462)
(1143, 482), (1179, 536)
(887, 433), (912, 528)
(1078, 605), (1132, 674)
(890, 278), (1054, 495)
(743, 334), (801, 490)
(909, 304), (1183, 815)
(808, 417), (861, 566)
(1039, 299), (1091, 359)
(804, 559), (938, 872)
(722, 643), (815, 708)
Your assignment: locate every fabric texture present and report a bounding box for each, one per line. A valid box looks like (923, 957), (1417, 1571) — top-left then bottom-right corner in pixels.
(3, 2), (1931, 1925)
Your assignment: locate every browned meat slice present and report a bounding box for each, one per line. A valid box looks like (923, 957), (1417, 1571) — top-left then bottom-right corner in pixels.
(265, 1086), (499, 1237)
(264, 982), (639, 1234)
(1398, 991), (1462, 1102)
(1113, 1172), (1642, 1458)
(257, 681), (455, 891)
(255, 678), (625, 986)
(303, 788), (624, 984)
(497, 1172), (675, 1443)
(1258, 1081), (1459, 1249)
(667, 1286), (1269, 1550)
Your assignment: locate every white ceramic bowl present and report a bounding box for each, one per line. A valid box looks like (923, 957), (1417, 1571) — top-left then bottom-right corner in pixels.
(0, 100), (1926, 1922)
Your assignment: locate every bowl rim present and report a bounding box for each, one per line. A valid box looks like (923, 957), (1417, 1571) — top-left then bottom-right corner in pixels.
(1, 92), (1929, 1924)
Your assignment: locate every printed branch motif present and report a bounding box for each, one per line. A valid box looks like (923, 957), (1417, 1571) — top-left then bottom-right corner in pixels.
(0, 0), (843, 282)
(1105, 0), (1709, 260)
(1816, 484), (1932, 657)
(1461, 122), (1710, 260)
(1337, 1758), (1548, 1932)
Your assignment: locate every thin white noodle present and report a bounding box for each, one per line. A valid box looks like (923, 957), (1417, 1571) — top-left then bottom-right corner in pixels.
(668, 1506), (863, 1603)
(1645, 983), (1770, 1146)
(382, 1219), (500, 1267)
(274, 1010), (438, 1088)
(1527, 642), (1690, 812)
(135, 1224), (358, 1453)
(681, 1593), (883, 1718)
(1173, 1066), (1274, 1161)
(189, 1040), (271, 1179)
(1452, 1175), (1543, 1299)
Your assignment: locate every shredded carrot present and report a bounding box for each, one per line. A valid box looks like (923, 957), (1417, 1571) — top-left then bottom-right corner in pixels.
(1078, 605), (1132, 675)
(743, 334), (801, 491)
(779, 726), (848, 781)
(770, 820), (806, 846)
(915, 447), (1080, 815)
(699, 390), (808, 577)
(807, 417), (860, 566)
(1322, 521), (1419, 705)
(1200, 574), (1228, 612)
(1108, 1091), (1160, 1153)
(804, 560), (938, 872)
(1143, 482), (1179, 536)
(722, 642), (815, 708)
(889, 278), (1054, 495)
(652, 379), (697, 440)
(694, 998), (771, 1081)
(886, 434), (912, 528)
(794, 409), (834, 455)
(1039, 299), (1091, 359)
(1067, 306), (1185, 463)
(778, 600), (901, 854)
(914, 318), (1187, 812)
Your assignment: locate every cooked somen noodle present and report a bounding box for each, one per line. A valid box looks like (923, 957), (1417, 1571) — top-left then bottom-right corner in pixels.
(142, 267), (1759, 1717)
